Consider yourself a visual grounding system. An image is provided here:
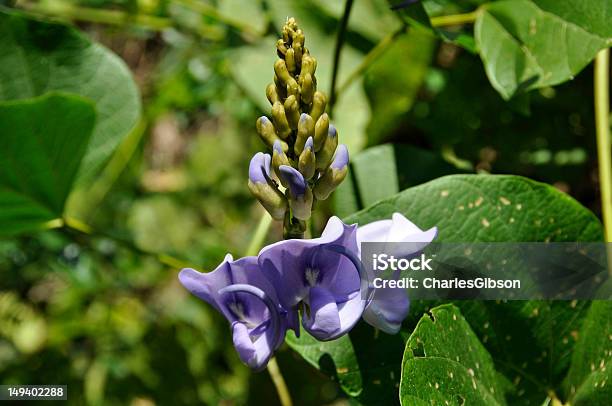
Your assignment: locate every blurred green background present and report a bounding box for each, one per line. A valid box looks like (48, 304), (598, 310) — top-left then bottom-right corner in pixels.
(0, 0), (604, 404)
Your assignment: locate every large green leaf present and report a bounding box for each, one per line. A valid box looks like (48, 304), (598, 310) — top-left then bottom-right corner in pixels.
(563, 301), (612, 405)
(0, 93), (96, 236)
(288, 174), (603, 404)
(400, 304), (507, 405)
(0, 10), (141, 182)
(475, 0), (612, 100)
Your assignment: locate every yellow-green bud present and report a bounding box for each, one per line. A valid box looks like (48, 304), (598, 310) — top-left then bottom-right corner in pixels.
(274, 59), (293, 85)
(272, 140), (291, 181)
(284, 95), (300, 130)
(286, 48), (297, 74)
(299, 54), (317, 82)
(286, 79), (300, 105)
(248, 180), (287, 220)
(298, 136), (316, 180)
(300, 73), (314, 105)
(309, 91), (327, 123)
(274, 74), (287, 99)
(289, 188), (313, 221)
(266, 83), (280, 105)
(313, 113), (329, 151)
(313, 144), (349, 200)
(257, 116), (288, 152)
(316, 125), (338, 170)
(295, 113), (315, 156)
(271, 102), (291, 139)
(276, 39), (287, 57)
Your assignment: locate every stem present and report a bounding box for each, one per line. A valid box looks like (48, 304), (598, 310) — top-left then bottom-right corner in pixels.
(328, 0), (355, 115)
(336, 24), (406, 98)
(595, 49), (612, 243)
(245, 212), (273, 256)
(59, 216), (194, 270)
(174, 0), (263, 39)
(267, 357), (293, 406)
(430, 10), (480, 27)
(17, 0), (171, 31)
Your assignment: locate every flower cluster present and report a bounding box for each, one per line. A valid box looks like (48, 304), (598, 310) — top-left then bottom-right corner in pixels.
(248, 18), (348, 238)
(179, 214), (437, 370)
(178, 17), (437, 371)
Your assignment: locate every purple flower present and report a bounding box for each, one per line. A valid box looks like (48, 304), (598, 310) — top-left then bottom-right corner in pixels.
(258, 217), (368, 340)
(179, 255), (287, 370)
(249, 152), (272, 184)
(357, 213), (437, 334)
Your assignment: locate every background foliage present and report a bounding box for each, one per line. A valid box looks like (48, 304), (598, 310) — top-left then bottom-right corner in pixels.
(0, 0), (610, 405)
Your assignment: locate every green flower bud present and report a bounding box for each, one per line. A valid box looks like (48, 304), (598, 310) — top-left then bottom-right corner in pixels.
(272, 140), (291, 181)
(299, 54), (317, 82)
(274, 59), (293, 85)
(289, 187), (313, 221)
(271, 102), (291, 139)
(295, 113), (315, 156)
(313, 113), (329, 151)
(248, 152), (287, 220)
(313, 144), (349, 200)
(273, 74), (287, 99)
(286, 78), (300, 105)
(292, 29), (305, 49)
(257, 116), (288, 152)
(283, 95), (300, 130)
(249, 180), (287, 220)
(300, 73), (314, 105)
(266, 83), (280, 105)
(316, 124), (338, 170)
(276, 39), (287, 57)
(298, 136), (316, 180)
(286, 48), (297, 74)
(309, 91), (327, 123)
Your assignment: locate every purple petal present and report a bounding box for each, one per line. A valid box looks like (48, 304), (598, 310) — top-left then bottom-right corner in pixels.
(304, 136), (314, 151)
(273, 140), (284, 155)
(249, 152), (272, 184)
(278, 165), (307, 196)
(302, 286), (341, 340)
(178, 255), (289, 369)
(331, 144), (349, 169)
(328, 124), (337, 138)
(362, 277), (410, 334)
(232, 321), (275, 370)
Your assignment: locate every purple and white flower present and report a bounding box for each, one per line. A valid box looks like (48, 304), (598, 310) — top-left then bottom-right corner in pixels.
(356, 213), (437, 334)
(179, 255), (287, 370)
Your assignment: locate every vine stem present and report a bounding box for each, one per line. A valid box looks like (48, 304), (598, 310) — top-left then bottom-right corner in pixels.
(595, 49), (612, 243)
(245, 212), (273, 256)
(333, 9), (479, 103)
(267, 357), (293, 406)
(430, 10), (480, 27)
(329, 0), (355, 115)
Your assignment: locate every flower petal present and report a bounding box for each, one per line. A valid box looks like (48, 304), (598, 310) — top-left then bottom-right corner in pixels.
(302, 286), (341, 340)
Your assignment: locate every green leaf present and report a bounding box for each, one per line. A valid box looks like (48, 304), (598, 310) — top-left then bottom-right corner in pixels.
(334, 144), (459, 218)
(0, 93), (96, 236)
(345, 174), (602, 242)
(0, 10), (141, 182)
(285, 330), (363, 397)
(564, 301), (612, 404)
(289, 174), (603, 404)
(475, 0), (612, 100)
(400, 304), (507, 405)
